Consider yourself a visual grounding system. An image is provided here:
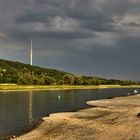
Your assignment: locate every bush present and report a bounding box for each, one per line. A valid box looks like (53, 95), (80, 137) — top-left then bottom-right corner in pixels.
(60, 74), (74, 85)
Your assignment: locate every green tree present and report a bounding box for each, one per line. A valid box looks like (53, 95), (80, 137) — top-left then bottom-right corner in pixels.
(17, 72), (33, 85)
(89, 79), (101, 85)
(44, 76), (55, 85)
(74, 76), (83, 85)
(61, 74), (74, 85)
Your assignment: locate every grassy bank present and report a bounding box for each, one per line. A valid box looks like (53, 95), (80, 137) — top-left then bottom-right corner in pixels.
(0, 84), (140, 91)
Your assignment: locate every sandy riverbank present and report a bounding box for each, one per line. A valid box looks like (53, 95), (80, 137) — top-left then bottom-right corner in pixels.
(14, 94), (140, 140)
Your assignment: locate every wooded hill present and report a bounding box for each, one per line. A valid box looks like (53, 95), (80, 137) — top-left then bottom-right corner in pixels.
(0, 59), (138, 85)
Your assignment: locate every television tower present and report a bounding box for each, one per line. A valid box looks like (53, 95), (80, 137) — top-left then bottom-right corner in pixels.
(30, 39), (33, 65)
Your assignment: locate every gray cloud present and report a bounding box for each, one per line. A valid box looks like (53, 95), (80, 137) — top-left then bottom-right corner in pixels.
(0, 0), (140, 80)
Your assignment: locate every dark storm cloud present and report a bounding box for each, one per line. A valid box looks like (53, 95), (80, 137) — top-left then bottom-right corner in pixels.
(0, 0), (140, 80)
(123, 22), (140, 27)
(15, 11), (50, 23)
(9, 28), (94, 40)
(14, 0), (114, 32)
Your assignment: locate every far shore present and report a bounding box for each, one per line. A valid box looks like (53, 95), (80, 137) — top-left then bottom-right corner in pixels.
(14, 94), (140, 140)
(0, 84), (140, 92)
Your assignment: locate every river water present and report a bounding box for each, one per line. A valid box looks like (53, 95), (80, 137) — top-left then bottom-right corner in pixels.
(0, 88), (138, 139)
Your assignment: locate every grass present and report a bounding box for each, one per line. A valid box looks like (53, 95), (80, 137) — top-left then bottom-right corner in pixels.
(0, 84), (140, 91)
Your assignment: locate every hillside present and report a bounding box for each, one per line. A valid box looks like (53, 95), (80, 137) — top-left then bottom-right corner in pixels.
(0, 59), (68, 85)
(0, 59), (138, 85)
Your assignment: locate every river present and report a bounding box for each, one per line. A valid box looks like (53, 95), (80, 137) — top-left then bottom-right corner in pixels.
(0, 88), (138, 139)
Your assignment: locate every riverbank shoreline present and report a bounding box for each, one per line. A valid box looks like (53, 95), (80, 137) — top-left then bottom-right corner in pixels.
(0, 84), (140, 92)
(13, 94), (140, 140)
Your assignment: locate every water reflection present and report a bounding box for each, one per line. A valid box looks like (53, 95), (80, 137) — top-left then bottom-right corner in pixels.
(28, 91), (33, 126)
(2, 94), (6, 116)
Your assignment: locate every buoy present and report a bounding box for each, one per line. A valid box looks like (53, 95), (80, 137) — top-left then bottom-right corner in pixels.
(58, 95), (61, 100)
(134, 90), (138, 94)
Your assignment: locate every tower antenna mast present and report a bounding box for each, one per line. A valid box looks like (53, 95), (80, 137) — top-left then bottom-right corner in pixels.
(30, 39), (33, 65)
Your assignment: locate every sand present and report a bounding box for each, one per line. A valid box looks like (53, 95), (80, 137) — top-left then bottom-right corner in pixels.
(14, 94), (140, 140)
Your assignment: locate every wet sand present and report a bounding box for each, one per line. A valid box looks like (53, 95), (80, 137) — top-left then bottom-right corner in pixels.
(14, 94), (140, 140)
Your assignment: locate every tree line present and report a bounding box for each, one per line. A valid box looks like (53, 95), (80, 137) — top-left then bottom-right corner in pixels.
(0, 59), (139, 85)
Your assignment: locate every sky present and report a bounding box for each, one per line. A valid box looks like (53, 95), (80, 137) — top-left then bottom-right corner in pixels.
(0, 0), (140, 80)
